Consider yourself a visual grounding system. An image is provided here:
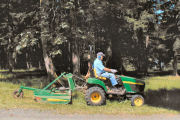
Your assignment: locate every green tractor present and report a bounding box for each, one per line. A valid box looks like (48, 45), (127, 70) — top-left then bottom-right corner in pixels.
(85, 46), (145, 106)
(85, 74), (145, 106)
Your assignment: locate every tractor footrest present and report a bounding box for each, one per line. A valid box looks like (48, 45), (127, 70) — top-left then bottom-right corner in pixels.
(107, 88), (126, 95)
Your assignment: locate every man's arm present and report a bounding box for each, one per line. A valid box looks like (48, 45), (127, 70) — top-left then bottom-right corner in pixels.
(104, 67), (112, 72)
(104, 68), (117, 73)
(97, 60), (117, 73)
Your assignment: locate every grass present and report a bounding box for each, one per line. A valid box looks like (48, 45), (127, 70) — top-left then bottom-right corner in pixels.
(0, 73), (14, 79)
(0, 75), (180, 115)
(0, 68), (40, 72)
(145, 76), (180, 91)
(0, 82), (177, 115)
(0, 69), (45, 80)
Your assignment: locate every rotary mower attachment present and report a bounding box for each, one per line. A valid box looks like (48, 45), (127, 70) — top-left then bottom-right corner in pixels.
(13, 73), (76, 104)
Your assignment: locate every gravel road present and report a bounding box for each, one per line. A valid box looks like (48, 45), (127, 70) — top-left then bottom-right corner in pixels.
(0, 109), (180, 120)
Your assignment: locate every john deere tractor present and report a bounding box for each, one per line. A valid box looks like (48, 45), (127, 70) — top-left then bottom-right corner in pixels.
(85, 73), (145, 106)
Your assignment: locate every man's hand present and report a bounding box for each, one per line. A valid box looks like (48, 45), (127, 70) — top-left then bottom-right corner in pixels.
(104, 68), (118, 73)
(111, 69), (118, 73)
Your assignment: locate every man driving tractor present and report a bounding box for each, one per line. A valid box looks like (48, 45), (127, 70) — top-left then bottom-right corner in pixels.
(93, 52), (125, 93)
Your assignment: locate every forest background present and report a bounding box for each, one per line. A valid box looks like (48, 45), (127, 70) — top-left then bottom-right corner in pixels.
(0, 0), (180, 79)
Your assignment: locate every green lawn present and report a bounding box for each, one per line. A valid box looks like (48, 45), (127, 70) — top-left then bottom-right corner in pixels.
(0, 76), (180, 115)
(0, 73), (14, 79)
(145, 76), (180, 90)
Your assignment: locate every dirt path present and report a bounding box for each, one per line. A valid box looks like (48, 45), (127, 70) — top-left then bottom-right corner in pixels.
(0, 109), (180, 120)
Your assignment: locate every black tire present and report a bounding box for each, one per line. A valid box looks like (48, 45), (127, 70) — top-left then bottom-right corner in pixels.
(13, 90), (24, 98)
(85, 87), (106, 106)
(131, 95), (144, 106)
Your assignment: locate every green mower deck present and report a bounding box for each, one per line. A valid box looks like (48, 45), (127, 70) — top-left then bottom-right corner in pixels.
(14, 73), (75, 104)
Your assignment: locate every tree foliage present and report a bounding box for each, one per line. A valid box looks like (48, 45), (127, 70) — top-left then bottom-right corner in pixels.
(0, 0), (180, 75)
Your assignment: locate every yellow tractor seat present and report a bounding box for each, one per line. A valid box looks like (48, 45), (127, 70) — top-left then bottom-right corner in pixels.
(93, 69), (107, 80)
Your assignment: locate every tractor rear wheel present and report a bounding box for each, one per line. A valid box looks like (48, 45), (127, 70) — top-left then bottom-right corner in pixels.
(131, 95), (144, 106)
(85, 87), (106, 106)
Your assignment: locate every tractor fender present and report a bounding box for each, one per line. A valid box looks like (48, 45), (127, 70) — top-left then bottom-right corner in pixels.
(87, 78), (108, 92)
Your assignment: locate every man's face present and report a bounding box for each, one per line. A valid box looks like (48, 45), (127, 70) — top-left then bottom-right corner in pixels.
(101, 56), (104, 60)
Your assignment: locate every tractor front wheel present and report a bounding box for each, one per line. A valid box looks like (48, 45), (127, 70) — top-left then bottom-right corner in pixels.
(85, 87), (106, 106)
(131, 95), (144, 106)
(13, 89), (24, 98)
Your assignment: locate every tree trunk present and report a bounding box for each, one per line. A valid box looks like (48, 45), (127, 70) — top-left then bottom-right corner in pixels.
(72, 40), (80, 75)
(41, 39), (57, 80)
(38, 61), (42, 70)
(7, 0), (13, 73)
(69, 2), (81, 75)
(26, 52), (30, 69)
(159, 60), (162, 71)
(136, 56), (141, 73)
(40, 0), (57, 81)
(85, 44), (96, 79)
(38, 43), (43, 70)
(105, 40), (112, 66)
(144, 35), (149, 75)
(173, 55), (179, 76)
(67, 41), (72, 72)
(111, 39), (126, 74)
(8, 49), (13, 73)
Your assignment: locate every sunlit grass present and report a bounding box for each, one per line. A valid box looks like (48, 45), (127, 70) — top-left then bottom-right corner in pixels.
(145, 76), (180, 91)
(0, 76), (180, 115)
(0, 68), (43, 80)
(0, 68), (41, 73)
(0, 73), (14, 79)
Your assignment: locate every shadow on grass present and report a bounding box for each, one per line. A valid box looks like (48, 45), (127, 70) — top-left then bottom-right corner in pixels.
(145, 89), (180, 111)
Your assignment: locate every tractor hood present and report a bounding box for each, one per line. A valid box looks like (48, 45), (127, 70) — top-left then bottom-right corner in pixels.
(119, 75), (145, 93)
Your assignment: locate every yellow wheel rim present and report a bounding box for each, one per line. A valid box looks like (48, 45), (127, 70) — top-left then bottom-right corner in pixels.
(134, 97), (143, 106)
(91, 92), (102, 103)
